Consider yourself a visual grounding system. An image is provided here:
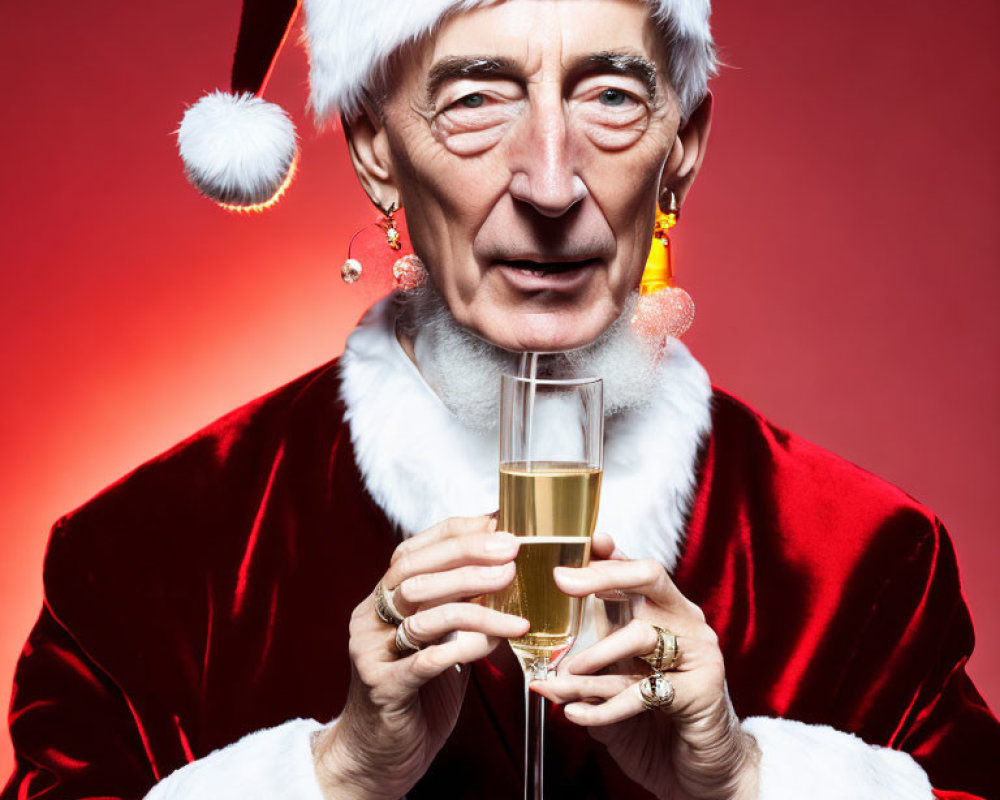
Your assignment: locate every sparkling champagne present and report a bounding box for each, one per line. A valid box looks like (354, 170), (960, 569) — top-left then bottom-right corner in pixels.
(495, 462), (602, 668)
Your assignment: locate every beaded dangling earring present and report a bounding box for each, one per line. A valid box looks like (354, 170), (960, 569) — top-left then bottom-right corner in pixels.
(631, 191), (695, 345)
(341, 201), (428, 291)
(380, 202), (402, 252)
(391, 255), (427, 291)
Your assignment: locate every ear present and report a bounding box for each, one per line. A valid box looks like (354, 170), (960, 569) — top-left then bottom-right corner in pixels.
(661, 91), (713, 207)
(342, 108), (398, 210)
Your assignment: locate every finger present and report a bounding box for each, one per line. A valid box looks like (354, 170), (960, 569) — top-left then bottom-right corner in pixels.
(564, 681), (648, 726)
(559, 619), (693, 676)
(563, 669), (702, 726)
(560, 619), (656, 675)
(591, 532), (617, 560)
(530, 673), (635, 705)
(384, 530), (519, 589)
(391, 515), (496, 565)
(394, 561), (516, 614)
(554, 558), (689, 612)
(396, 632), (505, 689)
(404, 603), (528, 647)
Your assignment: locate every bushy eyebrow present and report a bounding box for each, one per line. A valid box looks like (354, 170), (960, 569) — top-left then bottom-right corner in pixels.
(570, 52), (658, 100)
(425, 56), (521, 104)
(424, 51), (658, 105)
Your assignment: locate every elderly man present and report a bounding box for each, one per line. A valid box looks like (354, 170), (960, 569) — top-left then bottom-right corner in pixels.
(4, 1), (998, 799)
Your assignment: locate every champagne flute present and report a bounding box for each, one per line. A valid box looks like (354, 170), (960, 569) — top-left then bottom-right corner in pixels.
(492, 374), (604, 800)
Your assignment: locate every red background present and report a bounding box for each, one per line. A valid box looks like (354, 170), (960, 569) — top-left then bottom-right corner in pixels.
(2, 0), (997, 775)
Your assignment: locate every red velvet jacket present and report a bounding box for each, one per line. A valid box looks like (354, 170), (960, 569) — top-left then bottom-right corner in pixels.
(3, 358), (998, 799)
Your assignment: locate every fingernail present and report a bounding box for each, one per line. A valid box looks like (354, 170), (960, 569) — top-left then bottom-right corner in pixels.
(486, 532), (517, 554)
(553, 566), (575, 581)
(480, 564), (508, 578)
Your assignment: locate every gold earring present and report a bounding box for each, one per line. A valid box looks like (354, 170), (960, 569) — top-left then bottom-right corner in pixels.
(340, 200), (401, 284)
(631, 191), (695, 344)
(380, 202), (402, 251)
(340, 200), (427, 291)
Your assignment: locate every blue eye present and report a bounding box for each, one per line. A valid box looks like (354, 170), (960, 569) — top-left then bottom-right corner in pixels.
(458, 93), (486, 108)
(598, 88), (629, 106)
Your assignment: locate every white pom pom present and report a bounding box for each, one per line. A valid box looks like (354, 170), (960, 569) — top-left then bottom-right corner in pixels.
(177, 91), (297, 208)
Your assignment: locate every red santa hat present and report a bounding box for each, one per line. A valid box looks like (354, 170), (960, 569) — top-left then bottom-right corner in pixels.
(177, 0), (716, 211)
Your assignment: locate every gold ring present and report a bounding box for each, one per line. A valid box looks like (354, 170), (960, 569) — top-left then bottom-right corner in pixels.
(640, 626), (679, 671)
(393, 618), (421, 655)
(662, 630), (679, 670)
(374, 581), (405, 627)
(638, 672), (676, 710)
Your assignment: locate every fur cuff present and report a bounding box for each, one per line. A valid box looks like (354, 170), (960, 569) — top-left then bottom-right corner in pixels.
(144, 718), (327, 800)
(742, 716), (933, 799)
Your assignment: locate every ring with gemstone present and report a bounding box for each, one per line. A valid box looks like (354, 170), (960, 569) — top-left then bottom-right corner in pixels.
(639, 671), (676, 710)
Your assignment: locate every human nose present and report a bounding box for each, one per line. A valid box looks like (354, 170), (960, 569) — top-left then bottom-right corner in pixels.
(507, 97), (587, 217)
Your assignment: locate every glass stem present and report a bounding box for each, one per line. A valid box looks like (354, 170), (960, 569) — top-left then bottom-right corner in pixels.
(524, 663), (547, 800)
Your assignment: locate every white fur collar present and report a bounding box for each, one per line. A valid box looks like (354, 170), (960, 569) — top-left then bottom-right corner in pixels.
(339, 296), (713, 571)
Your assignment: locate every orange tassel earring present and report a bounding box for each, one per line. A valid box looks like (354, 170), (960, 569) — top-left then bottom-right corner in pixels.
(631, 192), (695, 344)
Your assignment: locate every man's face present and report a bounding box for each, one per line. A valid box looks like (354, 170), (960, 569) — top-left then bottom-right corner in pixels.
(362, 0), (693, 352)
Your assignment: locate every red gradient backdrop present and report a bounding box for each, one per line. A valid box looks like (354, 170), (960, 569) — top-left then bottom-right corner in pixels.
(2, 0), (997, 774)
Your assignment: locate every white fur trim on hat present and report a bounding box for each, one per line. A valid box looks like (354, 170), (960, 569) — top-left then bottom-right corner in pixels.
(177, 91), (298, 208)
(302, 0), (715, 122)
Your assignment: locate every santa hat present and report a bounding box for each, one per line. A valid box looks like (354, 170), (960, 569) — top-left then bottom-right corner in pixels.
(177, 0), (716, 211)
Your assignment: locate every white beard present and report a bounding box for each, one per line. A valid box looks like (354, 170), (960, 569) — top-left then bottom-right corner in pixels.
(394, 286), (663, 432)
(341, 292), (713, 567)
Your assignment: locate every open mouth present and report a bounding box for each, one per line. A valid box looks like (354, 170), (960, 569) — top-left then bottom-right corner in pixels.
(497, 258), (600, 276)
